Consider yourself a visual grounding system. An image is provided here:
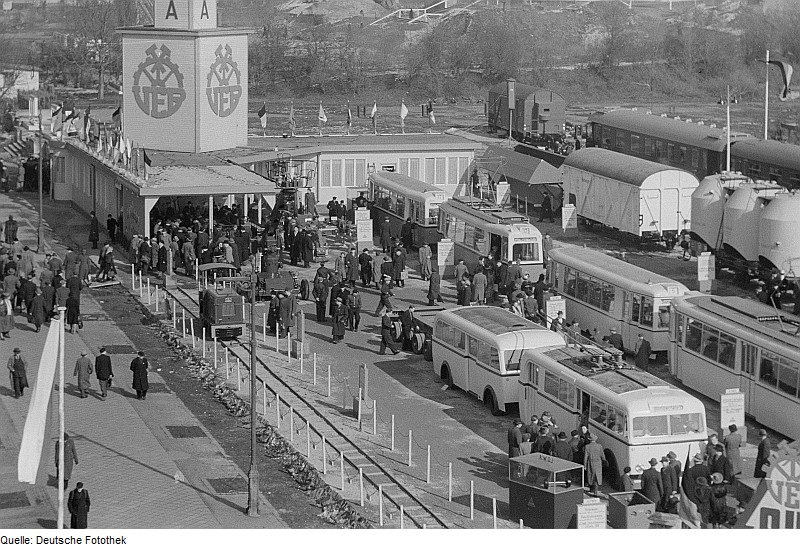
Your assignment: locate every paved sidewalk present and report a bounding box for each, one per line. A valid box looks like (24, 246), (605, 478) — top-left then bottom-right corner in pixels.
(0, 192), (287, 528)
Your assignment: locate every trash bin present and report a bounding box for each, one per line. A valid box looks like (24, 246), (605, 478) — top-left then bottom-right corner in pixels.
(608, 491), (655, 529)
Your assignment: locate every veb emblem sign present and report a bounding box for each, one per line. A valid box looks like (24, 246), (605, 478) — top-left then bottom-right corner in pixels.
(132, 44), (186, 119)
(206, 44), (242, 118)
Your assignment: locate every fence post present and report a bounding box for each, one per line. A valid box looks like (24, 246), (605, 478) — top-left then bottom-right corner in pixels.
(172, 300), (176, 329)
(426, 445), (431, 483)
(225, 348), (229, 379)
(155, 286), (159, 312)
(202, 336), (206, 358)
(391, 415), (395, 452)
(275, 320), (279, 351)
(379, 485), (383, 527)
(181, 307), (186, 335)
(408, 430), (412, 467)
(448, 463), (452, 501)
(373, 400), (377, 435)
(306, 419), (310, 458)
(470, 481), (474, 520)
(213, 336), (218, 368)
(400, 505), (404, 529)
(236, 358), (241, 391)
(190, 317), (196, 349)
(340, 451), (345, 491)
(300, 342), (304, 373)
(313, 353), (317, 385)
(322, 435), (327, 475)
(493, 498), (497, 529)
(262, 380), (266, 416)
(139, 273), (143, 298)
(131, 263), (135, 288)
(327, 365), (331, 397)
(147, 277), (151, 304)
(286, 332), (291, 364)
(357, 387), (363, 430)
(276, 394), (281, 429)
(359, 468), (364, 506)
(289, 407), (294, 442)
(520, 519), (524, 529)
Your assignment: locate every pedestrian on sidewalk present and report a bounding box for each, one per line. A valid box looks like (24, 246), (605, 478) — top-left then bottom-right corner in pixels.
(73, 351), (92, 398)
(78, 249), (91, 286)
(331, 296), (347, 344)
(67, 482), (90, 529)
(130, 351), (149, 400)
(106, 214), (117, 242)
(6, 347), (29, 398)
(29, 288), (47, 332)
(4, 215), (18, 245)
(66, 293), (81, 333)
(378, 310), (399, 355)
(427, 267), (443, 306)
(0, 292), (14, 339)
(94, 348), (113, 400)
(418, 243), (432, 281)
(55, 433), (78, 489)
(63, 247), (78, 279)
(89, 212), (100, 249)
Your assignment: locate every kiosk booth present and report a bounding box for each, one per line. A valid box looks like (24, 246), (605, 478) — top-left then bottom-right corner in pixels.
(509, 453), (585, 528)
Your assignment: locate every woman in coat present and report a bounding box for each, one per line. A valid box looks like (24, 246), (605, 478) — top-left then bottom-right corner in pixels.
(418, 244), (432, 281)
(371, 252), (382, 290)
(78, 249), (91, 285)
(68, 483), (90, 529)
(29, 289), (47, 332)
(66, 293), (81, 333)
(392, 249), (405, 287)
(472, 268), (487, 304)
(708, 473), (728, 528)
(427, 269), (442, 306)
(0, 292), (15, 339)
(334, 252), (347, 283)
(331, 297), (347, 343)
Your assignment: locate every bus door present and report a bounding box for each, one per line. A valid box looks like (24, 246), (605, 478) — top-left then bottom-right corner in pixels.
(578, 389), (591, 428)
(739, 342), (758, 412)
(621, 291), (634, 350)
(490, 233), (502, 259)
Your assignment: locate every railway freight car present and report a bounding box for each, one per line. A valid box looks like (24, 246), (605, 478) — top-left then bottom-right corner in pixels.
(730, 139), (800, 190)
(561, 148), (699, 242)
(487, 81), (566, 142)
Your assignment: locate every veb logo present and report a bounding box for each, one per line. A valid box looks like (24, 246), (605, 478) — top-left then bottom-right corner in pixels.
(206, 44), (242, 118)
(132, 44), (186, 119)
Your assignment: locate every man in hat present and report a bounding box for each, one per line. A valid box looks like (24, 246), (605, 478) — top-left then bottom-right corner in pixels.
(73, 351), (93, 399)
(315, 259), (332, 282)
(604, 327), (624, 351)
(641, 458), (663, 506)
(379, 219), (392, 253)
(508, 419), (524, 461)
(278, 290), (296, 338)
(67, 482), (90, 529)
(427, 266), (443, 306)
(358, 248), (373, 287)
(550, 310), (565, 332)
(378, 309), (400, 356)
(130, 351), (150, 400)
(552, 432), (573, 461)
(659, 456), (678, 511)
(754, 429), (771, 479)
(94, 348), (113, 400)
(331, 296), (347, 344)
(6, 347), (28, 398)
(583, 433), (605, 497)
(667, 450), (682, 479)
(634, 333), (652, 371)
(312, 274), (331, 323)
(55, 433), (78, 489)
(683, 453), (709, 505)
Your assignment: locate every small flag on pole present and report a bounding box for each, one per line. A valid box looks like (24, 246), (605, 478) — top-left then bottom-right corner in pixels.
(143, 148), (151, 181)
(83, 107), (91, 139)
(96, 126), (103, 154)
(318, 103), (327, 136)
(370, 101), (378, 135)
(400, 100), (408, 134)
(429, 105), (436, 132)
(288, 103), (296, 137)
(50, 105), (62, 135)
(112, 107), (121, 129)
(258, 102), (267, 134)
(346, 102), (352, 135)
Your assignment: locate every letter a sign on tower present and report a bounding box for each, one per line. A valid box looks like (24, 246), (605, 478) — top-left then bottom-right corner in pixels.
(155, 0), (217, 30)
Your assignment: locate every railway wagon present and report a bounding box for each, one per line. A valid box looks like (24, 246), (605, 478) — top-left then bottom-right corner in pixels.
(561, 148), (699, 241)
(487, 83), (566, 141)
(587, 109), (753, 180)
(730, 139), (800, 190)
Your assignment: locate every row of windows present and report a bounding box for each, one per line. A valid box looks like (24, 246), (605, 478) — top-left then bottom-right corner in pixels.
(434, 320), (502, 371)
(631, 413), (704, 438)
(562, 267), (615, 313)
(441, 213), (492, 256)
(408, 199), (440, 227)
(397, 156), (470, 187)
(372, 186), (407, 218)
(675, 314), (800, 400)
(731, 158), (800, 188)
(598, 125), (708, 173)
(319, 159), (368, 188)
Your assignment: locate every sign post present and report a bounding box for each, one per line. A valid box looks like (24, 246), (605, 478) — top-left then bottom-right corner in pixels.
(720, 388), (746, 439)
(561, 205), (578, 235)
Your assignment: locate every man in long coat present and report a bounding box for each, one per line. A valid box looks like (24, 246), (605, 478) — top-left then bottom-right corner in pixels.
(94, 348), (113, 400)
(331, 297), (347, 343)
(641, 458), (664, 506)
(55, 433), (78, 489)
(345, 248), (359, 285)
(88, 211), (100, 249)
(67, 482), (90, 529)
(427, 268), (443, 306)
(754, 429), (771, 478)
(472, 268), (487, 304)
(392, 249), (405, 287)
(379, 219), (392, 252)
(418, 243), (432, 281)
(29, 289), (47, 332)
(6, 347), (28, 398)
(358, 249), (373, 287)
(73, 351), (92, 398)
(313, 277), (331, 322)
(301, 230), (315, 268)
(683, 453), (710, 505)
(278, 291), (296, 338)
(583, 433), (605, 497)
(659, 456), (678, 511)
(400, 218), (414, 250)
(634, 334), (652, 371)
(724, 425), (744, 477)
(130, 351), (149, 400)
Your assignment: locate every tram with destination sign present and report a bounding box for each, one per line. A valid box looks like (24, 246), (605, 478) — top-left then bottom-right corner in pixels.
(438, 197), (545, 278)
(520, 342), (708, 488)
(670, 294), (800, 441)
(432, 306), (565, 415)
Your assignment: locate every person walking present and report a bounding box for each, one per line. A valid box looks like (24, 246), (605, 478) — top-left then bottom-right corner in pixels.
(724, 424), (744, 478)
(641, 458), (664, 506)
(55, 433), (78, 489)
(427, 267), (443, 306)
(130, 351), (149, 400)
(378, 310), (400, 356)
(583, 433), (605, 497)
(106, 214), (117, 242)
(66, 293), (81, 333)
(634, 333), (652, 371)
(418, 243), (432, 281)
(94, 348), (113, 400)
(683, 453), (710, 506)
(379, 219), (392, 253)
(30, 289), (47, 333)
(312, 277), (330, 323)
(88, 212), (100, 249)
(400, 218), (414, 250)
(508, 418), (524, 465)
(73, 351), (92, 398)
(331, 296), (347, 344)
(659, 456), (678, 512)
(358, 248), (373, 287)
(6, 348), (29, 398)
(754, 429), (771, 479)
(347, 287), (361, 331)
(472, 268), (487, 305)
(78, 249), (91, 286)
(392, 249), (405, 287)
(694, 477), (711, 528)
(709, 443), (733, 484)
(4, 215), (18, 244)
(604, 327), (624, 351)
(539, 192), (554, 223)
(371, 251), (382, 290)
(67, 482), (90, 529)
(0, 292), (13, 340)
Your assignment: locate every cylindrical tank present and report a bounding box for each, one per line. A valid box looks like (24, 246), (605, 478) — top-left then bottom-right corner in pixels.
(759, 192), (800, 271)
(723, 183), (781, 262)
(691, 175), (726, 248)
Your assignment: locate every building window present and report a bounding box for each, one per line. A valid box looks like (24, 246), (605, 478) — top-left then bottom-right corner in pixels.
(320, 160), (331, 187)
(331, 160), (342, 187)
(644, 137), (654, 156)
(345, 159), (355, 187)
(630, 134), (641, 153)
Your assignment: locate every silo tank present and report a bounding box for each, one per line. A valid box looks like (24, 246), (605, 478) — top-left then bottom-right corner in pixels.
(691, 175), (725, 248)
(759, 192), (800, 271)
(722, 183), (781, 262)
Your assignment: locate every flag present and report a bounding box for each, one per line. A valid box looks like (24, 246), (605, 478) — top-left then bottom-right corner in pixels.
(143, 148), (151, 181)
(288, 104), (296, 136)
(18, 321), (61, 483)
(346, 102), (352, 131)
(370, 101), (377, 119)
(318, 103), (327, 123)
(429, 107), (436, 126)
(258, 102), (267, 130)
(50, 105), (62, 135)
(125, 138), (132, 166)
(112, 107), (121, 128)
(83, 107), (91, 139)
(400, 101), (408, 120)
(371, 101), (377, 134)
(765, 59), (800, 101)
(96, 126), (103, 154)
(64, 109), (79, 136)
(677, 448), (702, 528)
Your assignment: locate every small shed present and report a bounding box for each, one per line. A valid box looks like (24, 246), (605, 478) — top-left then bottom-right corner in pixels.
(561, 148), (699, 239)
(483, 145), (562, 212)
(487, 83), (566, 139)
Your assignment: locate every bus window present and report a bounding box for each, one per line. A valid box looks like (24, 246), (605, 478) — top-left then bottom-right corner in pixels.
(641, 297), (654, 327)
(657, 302), (670, 328)
(669, 413), (704, 435)
(631, 295), (641, 323)
(468, 336), (478, 358)
(718, 333), (736, 369)
(778, 359), (799, 398)
(443, 324), (455, 347)
(632, 415), (668, 437)
(489, 347), (500, 371)
(760, 352), (778, 387)
(504, 349), (523, 372)
(435, 320), (443, 339)
(675, 313), (683, 344)
(474, 227), (488, 255)
(742, 343), (757, 375)
(576, 274), (589, 302)
(558, 379), (574, 407)
(565, 268), (576, 297)
(580, 391), (590, 424)
(701, 326), (720, 361)
(501, 237), (509, 261)
(454, 329), (465, 351)
(686, 319), (702, 352)
(427, 206), (439, 226)
(478, 340), (493, 368)
(590, 398), (608, 426)
(544, 371), (559, 398)
(513, 241), (540, 262)
(607, 407), (627, 436)
(601, 283), (615, 313)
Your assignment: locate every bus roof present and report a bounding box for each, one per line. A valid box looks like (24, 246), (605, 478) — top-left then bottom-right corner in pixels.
(439, 200), (542, 239)
(448, 306), (543, 335)
(369, 171), (446, 201)
(678, 294), (800, 348)
(445, 197), (529, 224)
(548, 246), (689, 296)
(539, 345), (668, 395)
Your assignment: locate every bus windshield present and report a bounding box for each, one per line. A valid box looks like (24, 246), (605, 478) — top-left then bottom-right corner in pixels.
(504, 349), (524, 372)
(513, 241), (540, 262)
(632, 413), (704, 438)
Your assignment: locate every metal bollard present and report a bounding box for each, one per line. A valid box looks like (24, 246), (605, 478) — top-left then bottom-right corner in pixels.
(306, 420), (310, 458)
(359, 468), (364, 507)
(327, 365), (331, 397)
(181, 307), (186, 335)
(213, 336), (218, 367)
(400, 505), (404, 529)
(470, 481), (474, 520)
(276, 394), (281, 429)
(373, 400), (377, 435)
(262, 380), (266, 416)
(262, 313), (267, 344)
(357, 388), (363, 430)
(493, 498), (497, 529)
(448, 463), (452, 502)
(190, 317), (196, 348)
(147, 277), (151, 305)
(322, 435), (327, 475)
(340, 452), (345, 491)
(379, 485), (383, 527)
(426, 445), (431, 483)
(391, 415), (395, 452)
(313, 353), (317, 385)
(408, 430), (412, 467)
(289, 407), (294, 442)
(236, 358), (240, 391)
(155, 286), (159, 312)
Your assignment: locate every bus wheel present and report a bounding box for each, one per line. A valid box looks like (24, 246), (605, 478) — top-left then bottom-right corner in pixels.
(300, 279), (310, 300)
(423, 340), (433, 362)
(441, 364), (453, 388)
(392, 321), (403, 342)
(603, 449), (621, 490)
(411, 333), (425, 354)
(484, 388), (502, 416)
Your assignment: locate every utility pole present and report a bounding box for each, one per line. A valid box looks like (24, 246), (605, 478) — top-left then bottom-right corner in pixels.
(247, 271), (259, 516)
(37, 112), (44, 253)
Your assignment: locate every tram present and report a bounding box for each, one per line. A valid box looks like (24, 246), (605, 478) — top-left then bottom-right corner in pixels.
(547, 246), (690, 353)
(369, 171), (446, 248)
(520, 343), (708, 488)
(438, 197), (545, 278)
(432, 306), (565, 414)
(670, 294), (800, 441)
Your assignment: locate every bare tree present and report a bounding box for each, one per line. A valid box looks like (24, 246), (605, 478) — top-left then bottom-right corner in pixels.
(592, 2), (633, 68)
